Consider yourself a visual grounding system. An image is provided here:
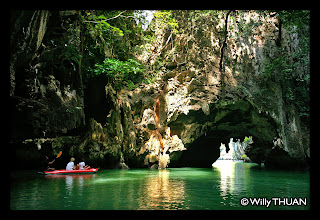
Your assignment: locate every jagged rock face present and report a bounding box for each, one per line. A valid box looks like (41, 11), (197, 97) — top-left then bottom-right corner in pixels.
(93, 67), (278, 168)
(119, 10), (308, 169)
(142, 10), (309, 169)
(141, 108), (156, 130)
(9, 11), (87, 169)
(10, 10), (309, 170)
(10, 11), (85, 139)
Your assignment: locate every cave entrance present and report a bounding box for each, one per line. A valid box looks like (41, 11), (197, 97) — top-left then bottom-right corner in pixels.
(168, 99), (278, 168)
(170, 133), (249, 168)
(84, 76), (111, 125)
(170, 132), (230, 168)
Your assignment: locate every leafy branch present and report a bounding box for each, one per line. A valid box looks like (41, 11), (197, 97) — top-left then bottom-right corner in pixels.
(82, 11), (126, 36)
(83, 10), (135, 24)
(91, 58), (145, 90)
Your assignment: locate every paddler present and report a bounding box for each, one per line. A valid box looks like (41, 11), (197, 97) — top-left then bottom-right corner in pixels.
(78, 158), (91, 170)
(40, 156), (55, 171)
(66, 157), (77, 170)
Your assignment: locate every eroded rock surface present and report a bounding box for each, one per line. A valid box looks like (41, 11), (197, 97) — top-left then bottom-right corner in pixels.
(10, 10), (309, 170)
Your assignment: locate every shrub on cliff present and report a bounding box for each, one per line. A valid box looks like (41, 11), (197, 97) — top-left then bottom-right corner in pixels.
(91, 58), (145, 90)
(244, 136), (253, 144)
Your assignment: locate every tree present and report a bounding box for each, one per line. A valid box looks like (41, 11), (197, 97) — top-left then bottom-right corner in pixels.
(79, 10), (148, 88)
(91, 58), (144, 90)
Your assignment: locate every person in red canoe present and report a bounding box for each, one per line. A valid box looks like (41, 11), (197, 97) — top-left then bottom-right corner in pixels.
(66, 157), (78, 170)
(78, 158), (91, 170)
(41, 156), (55, 171)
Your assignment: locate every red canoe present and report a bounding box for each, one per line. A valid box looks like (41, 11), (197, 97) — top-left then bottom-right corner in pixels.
(43, 168), (99, 175)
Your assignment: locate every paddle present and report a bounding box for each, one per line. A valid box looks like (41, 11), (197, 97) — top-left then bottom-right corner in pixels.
(48, 151), (62, 169)
(56, 151), (62, 158)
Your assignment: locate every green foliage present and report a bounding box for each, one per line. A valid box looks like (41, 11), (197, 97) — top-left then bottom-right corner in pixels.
(63, 44), (82, 65)
(262, 48), (309, 123)
(274, 10), (310, 29)
(79, 10), (148, 86)
(134, 10), (179, 74)
(152, 11), (179, 34)
(80, 10), (145, 60)
(52, 16), (82, 69)
(91, 58), (145, 90)
(228, 10), (263, 43)
(244, 136), (253, 144)
(257, 10), (310, 124)
(84, 11), (124, 36)
(241, 154), (248, 160)
(263, 54), (289, 81)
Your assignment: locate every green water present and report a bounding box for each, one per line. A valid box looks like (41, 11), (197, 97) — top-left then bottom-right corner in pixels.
(10, 162), (310, 210)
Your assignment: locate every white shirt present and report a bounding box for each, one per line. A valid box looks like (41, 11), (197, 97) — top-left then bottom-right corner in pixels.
(66, 161), (74, 170)
(79, 162), (85, 170)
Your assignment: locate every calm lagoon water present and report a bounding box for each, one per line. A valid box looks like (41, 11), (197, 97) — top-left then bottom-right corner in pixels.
(10, 162), (310, 210)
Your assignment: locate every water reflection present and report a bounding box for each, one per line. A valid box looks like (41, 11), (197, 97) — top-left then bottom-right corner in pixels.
(45, 174), (95, 192)
(45, 174), (96, 209)
(11, 167), (309, 210)
(212, 161), (258, 205)
(138, 170), (187, 210)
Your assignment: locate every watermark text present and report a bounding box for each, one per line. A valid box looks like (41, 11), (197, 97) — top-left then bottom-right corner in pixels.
(240, 197), (307, 208)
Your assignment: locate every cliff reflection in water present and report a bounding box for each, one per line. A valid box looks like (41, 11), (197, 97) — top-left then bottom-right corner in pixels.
(212, 161), (257, 202)
(138, 169), (186, 210)
(11, 167), (309, 210)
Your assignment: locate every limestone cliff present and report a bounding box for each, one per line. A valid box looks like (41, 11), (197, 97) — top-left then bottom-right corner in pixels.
(10, 11), (85, 138)
(134, 10), (309, 169)
(9, 10), (309, 170)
